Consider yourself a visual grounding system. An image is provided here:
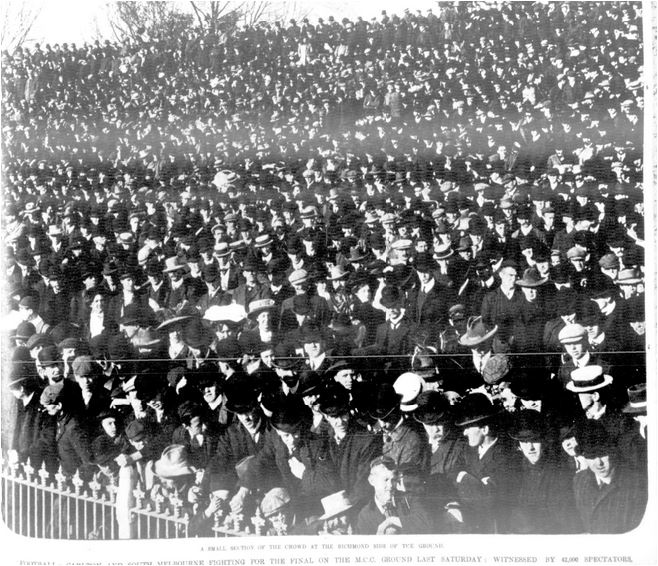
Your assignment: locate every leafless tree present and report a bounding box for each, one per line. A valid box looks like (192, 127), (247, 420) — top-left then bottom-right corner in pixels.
(1, 0), (44, 52)
(104, 1), (194, 43)
(189, 1), (243, 35)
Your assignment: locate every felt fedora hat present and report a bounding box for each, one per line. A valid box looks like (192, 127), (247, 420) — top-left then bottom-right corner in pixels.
(154, 444), (195, 478)
(458, 316), (498, 347)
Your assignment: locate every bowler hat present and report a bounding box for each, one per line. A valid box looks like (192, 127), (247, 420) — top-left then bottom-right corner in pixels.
(575, 420), (614, 458)
(455, 393), (501, 427)
(368, 384), (401, 420)
(508, 410), (547, 442)
(318, 382), (350, 417)
(270, 398), (311, 434)
(414, 391), (452, 425)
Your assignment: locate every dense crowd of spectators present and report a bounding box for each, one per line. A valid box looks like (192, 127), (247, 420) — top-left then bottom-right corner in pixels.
(1, 2), (647, 537)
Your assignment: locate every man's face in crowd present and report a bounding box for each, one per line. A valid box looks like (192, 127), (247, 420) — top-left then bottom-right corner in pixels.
(521, 286), (538, 303)
(369, 464), (396, 504)
(101, 417), (118, 438)
(463, 424), (487, 447)
(276, 428), (301, 454)
(44, 362), (63, 383)
(303, 339), (323, 359)
(324, 412), (350, 436)
(519, 441), (542, 465)
(417, 270), (432, 286)
(423, 422), (447, 444)
(499, 267), (517, 289)
(585, 454), (613, 481)
(203, 384), (221, 405)
(334, 368), (356, 391)
(564, 340), (587, 361)
(237, 408), (261, 434)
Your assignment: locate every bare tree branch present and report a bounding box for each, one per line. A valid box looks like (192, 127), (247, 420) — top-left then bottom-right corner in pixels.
(1, 0), (44, 51)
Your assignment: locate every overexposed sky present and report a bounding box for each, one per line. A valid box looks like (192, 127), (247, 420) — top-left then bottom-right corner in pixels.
(15, 0), (438, 47)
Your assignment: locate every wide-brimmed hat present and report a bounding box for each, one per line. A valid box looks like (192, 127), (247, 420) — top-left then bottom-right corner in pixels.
(154, 444), (195, 478)
(247, 299), (276, 319)
(156, 305), (198, 332)
(213, 242), (231, 258)
(622, 383), (646, 415)
(163, 256), (189, 273)
(516, 267), (547, 288)
(455, 393), (501, 427)
(566, 365), (613, 393)
(318, 490), (355, 521)
(132, 327), (164, 349)
(203, 304), (247, 324)
(458, 316), (498, 347)
(327, 265), (349, 281)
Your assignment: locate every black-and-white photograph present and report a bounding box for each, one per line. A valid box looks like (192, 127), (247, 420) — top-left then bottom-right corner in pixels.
(0, 0), (652, 546)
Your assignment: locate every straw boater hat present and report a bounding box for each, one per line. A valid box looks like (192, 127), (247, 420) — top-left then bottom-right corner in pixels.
(566, 365), (613, 393)
(615, 268), (643, 285)
(458, 316), (498, 347)
(318, 490), (356, 521)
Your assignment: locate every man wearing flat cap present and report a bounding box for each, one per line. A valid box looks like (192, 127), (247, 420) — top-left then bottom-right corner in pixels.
(72, 354), (111, 436)
(572, 420), (646, 533)
(453, 392), (520, 533)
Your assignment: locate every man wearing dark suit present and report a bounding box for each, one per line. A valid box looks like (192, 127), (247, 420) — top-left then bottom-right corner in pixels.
(406, 253), (455, 343)
(454, 393), (521, 533)
(318, 384), (383, 503)
(573, 420), (647, 534)
(355, 456), (435, 535)
(208, 388), (270, 492)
